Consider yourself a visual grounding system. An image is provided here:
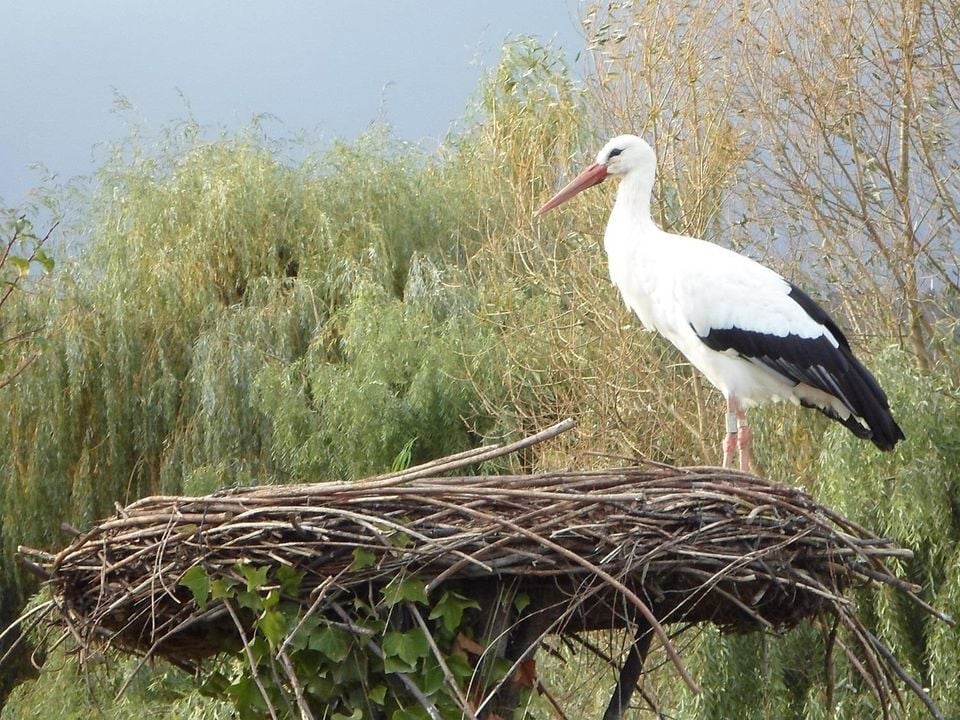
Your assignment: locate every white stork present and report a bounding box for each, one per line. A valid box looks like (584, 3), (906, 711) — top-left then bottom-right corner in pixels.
(536, 134), (904, 471)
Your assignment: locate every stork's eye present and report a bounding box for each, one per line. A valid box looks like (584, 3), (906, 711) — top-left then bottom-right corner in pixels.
(607, 148), (623, 160)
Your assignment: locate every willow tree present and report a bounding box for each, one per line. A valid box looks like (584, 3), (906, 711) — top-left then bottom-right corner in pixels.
(0, 125), (512, 708)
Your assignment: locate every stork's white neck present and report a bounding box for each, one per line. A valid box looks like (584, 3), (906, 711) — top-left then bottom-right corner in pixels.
(607, 167), (658, 242)
(602, 165), (661, 332)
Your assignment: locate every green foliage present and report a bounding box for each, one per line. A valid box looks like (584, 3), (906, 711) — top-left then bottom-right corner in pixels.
(0, 211), (56, 395)
(429, 592), (481, 634)
(814, 344), (960, 717)
(254, 272), (491, 481)
(181, 565), (211, 607)
(0, 43), (587, 713)
(693, 629), (814, 720)
(0, 213), (55, 282)
(382, 574), (430, 608)
(1, 648), (233, 720)
(167, 564), (488, 720)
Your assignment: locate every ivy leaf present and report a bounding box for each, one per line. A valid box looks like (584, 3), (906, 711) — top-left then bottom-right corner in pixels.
(180, 565), (210, 607)
(226, 677), (256, 712)
(350, 547), (376, 571)
(211, 577), (238, 600)
(331, 710), (362, 720)
(277, 565), (304, 595)
(248, 635), (270, 663)
(490, 657), (514, 682)
(287, 614), (321, 651)
(381, 575), (428, 607)
(332, 652), (368, 685)
(261, 589), (280, 611)
(445, 652), (474, 682)
(382, 628), (430, 667)
(369, 684), (388, 705)
(259, 610), (286, 646)
(236, 589), (262, 612)
(309, 625), (352, 662)
(428, 591), (479, 633)
(420, 657), (445, 695)
(383, 654), (415, 674)
(238, 563), (269, 591)
(387, 530), (411, 549)
(513, 592), (531, 613)
(306, 674), (336, 700)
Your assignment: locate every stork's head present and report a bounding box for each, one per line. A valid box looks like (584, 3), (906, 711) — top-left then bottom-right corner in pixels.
(535, 134), (655, 216)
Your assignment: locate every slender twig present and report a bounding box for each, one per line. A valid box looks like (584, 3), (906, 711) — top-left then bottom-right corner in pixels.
(0, 601), (55, 666)
(407, 603), (479, 720)
(113, 605), (227, 699)
(864, 628), (944, 720)
(278, 649), (315, 720)
(224, 600), (280, 720)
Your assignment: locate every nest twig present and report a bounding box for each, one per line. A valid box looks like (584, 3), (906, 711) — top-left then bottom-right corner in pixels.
(15, 419), (953, 718)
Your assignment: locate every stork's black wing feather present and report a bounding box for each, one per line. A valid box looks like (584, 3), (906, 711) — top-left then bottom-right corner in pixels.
(783, 284), (852, 350)
(695, 283), (904, 450)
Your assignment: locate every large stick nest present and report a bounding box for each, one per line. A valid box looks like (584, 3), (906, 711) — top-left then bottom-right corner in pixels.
(15, 420), (952, 717)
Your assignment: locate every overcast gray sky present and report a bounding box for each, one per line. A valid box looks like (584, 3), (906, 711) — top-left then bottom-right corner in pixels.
(1, 1), (584, 208)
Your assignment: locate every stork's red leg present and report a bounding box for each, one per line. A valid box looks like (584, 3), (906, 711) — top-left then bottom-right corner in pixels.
(736, 405), (753, 473)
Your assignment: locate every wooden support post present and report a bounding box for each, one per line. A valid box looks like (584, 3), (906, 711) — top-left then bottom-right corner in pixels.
(602, 622), (652, 720)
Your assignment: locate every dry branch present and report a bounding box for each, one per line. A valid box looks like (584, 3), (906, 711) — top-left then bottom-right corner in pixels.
(15, 419), (953, 718)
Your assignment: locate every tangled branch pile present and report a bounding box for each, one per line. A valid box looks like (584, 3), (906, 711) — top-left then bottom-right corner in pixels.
(16, 420), (952, 718)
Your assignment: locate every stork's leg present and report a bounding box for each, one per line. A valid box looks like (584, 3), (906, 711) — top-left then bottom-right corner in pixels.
(723, 396), (739, 468)
(736, 405), (753, 473)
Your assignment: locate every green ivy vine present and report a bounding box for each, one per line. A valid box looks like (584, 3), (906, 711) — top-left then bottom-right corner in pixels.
(178, 557), (525, 720)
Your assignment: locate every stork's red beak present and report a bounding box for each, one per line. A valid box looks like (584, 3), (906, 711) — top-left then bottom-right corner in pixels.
(535, 162), (608, 216)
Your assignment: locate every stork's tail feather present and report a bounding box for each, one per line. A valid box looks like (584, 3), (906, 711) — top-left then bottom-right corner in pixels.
(844, 350), (904, 450)
(802, 398), (903, 450)
(804, 349), (905, 451)
(870, 418), (906, 451)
